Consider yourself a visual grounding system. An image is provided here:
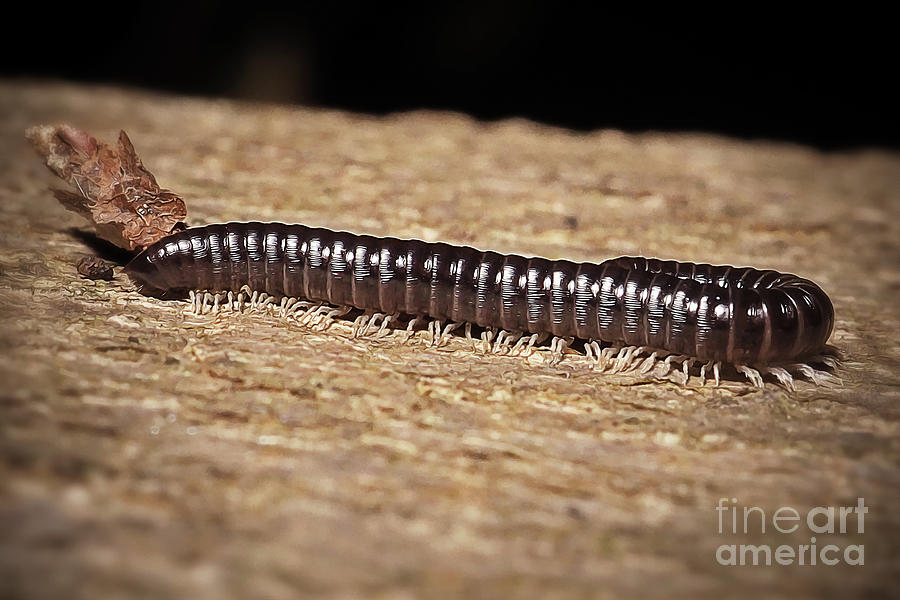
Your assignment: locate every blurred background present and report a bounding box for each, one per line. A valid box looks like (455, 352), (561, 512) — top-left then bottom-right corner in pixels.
(6, 4), (896, 150)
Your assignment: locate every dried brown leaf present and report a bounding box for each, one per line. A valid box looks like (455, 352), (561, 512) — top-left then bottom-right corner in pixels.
(26, 125), (187, 250)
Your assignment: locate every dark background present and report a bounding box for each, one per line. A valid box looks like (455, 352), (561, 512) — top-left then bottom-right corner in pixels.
(6, 5), (897, 150)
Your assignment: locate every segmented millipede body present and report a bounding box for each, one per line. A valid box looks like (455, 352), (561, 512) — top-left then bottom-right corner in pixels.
(125, 222), (836, 385)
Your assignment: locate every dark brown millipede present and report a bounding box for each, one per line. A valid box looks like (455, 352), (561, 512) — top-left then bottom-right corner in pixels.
(125, 221), (838, 388)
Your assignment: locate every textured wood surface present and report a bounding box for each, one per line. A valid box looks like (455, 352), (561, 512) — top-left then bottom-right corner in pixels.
(1, 82), (898, 599)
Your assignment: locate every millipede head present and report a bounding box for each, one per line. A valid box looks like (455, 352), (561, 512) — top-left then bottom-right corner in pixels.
(124, 249), (176, 298)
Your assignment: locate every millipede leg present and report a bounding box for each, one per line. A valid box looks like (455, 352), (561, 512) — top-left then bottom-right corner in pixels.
(622, 346), (644, 373)
(682, 358), (695, 384)
(351, 313), (371, 337)
(511, 333), (534, 356)
(699, 360), (715, 386)
(480, 329), (496, 354)
(820, 356), (841, 370)
(664, 354), (688, 368)
(285, 300), (313, 318)
(360, 313), (385, 337)
(650, 353), (686, 381)
(258, 295), (276, 313)
(435, 321), (462, 346)
(665, 357), (689, 385)
(316, 306), (351, 331)
(299, 304), (327, 326)
(637, 351), (658, 375)
(598, 346), (619, 372)
(299, 304), (320, 326)
(401, 317), (424, 343)
(608, 346), (628, 373)
(505, 331), (524, 354)
(736, 364), (765, 388)
(765, 366), (795, 391)
(584, 340), (599, 363)
(492, 330), (523, 354)
(280, 297), (296, 317)
(658, 354), (689, 381)
(548, 336), (573, 366)
(791, 363), (842, 387)
(495, 330), (512, 353)
(491, 330), (508, 353)
(298, 305), (316, 325)
(376, 313), (400, 338)
(236, 285), (253, 312)
(427, 320), (444, 346)
(314, 305), (337, 327)
(627, 346), (648, 372)
(808, 354), (841, 370)
(512, 332), (546, 357)
(612, 346), (643, 373)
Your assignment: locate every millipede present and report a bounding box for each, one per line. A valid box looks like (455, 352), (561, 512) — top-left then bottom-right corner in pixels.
(124, 221), (839, 389)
